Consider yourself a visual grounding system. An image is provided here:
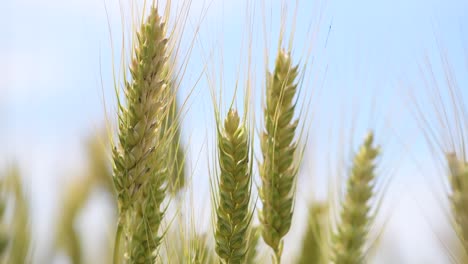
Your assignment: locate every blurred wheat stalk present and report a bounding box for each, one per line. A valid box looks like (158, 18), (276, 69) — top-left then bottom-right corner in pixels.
(0, 166), (31, 264)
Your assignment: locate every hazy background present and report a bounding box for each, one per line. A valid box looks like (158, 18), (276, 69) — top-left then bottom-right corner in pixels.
(2, 0), (468, 263)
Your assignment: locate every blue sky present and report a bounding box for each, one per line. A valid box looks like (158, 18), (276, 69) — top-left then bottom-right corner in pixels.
(1, 0), (468, 263)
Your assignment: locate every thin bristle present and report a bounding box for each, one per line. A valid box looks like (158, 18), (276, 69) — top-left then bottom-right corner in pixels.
(245, 226), (260, 264)
(214, 109), (253, 264)
(259, 49), (300, 263)
(332, 132), (380, 264)
(164, 94), (186, 195)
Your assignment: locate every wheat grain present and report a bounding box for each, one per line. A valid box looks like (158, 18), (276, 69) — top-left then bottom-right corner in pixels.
(258, 49), (300, 263)
(214, 108), (253, 264)
(332, 132), (380, 264)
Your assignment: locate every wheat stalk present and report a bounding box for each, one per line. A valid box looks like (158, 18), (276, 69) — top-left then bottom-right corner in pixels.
(214, 108), (253, 264)
(111, 6), (173, 263)
(258, 49), (300, 263)
(332, 132), (380, 264)
(447, 154), (468, 255)
(53, 132), (114, 264)
(56, 176), (92, 264)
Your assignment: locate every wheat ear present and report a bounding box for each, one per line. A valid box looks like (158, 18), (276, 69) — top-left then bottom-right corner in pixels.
(214, 109), (253, 264)
(297, 203), (329, 264)
(111, 7), (172, 263)
(332, 132), (380, 264)
(447, 154), (468, 255)
(258, 49), (300, 263)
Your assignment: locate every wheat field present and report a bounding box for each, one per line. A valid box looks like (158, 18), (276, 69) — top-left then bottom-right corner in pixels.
(1, 0), (468, 263)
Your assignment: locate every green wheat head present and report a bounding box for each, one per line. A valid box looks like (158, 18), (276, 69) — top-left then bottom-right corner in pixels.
(332, 132), (380, 264)
(259, 49), (300, 262)
(111, 7), (173, 263)
(214, 109), (253, 264)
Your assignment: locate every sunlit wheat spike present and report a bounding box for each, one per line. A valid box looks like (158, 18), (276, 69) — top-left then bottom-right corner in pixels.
(111, 6), (173, 263)
(447, 153), (468, 255)
(214, 109), (253, 264)
(258, 49), (300, 263)
(332, 132), (380, 264)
